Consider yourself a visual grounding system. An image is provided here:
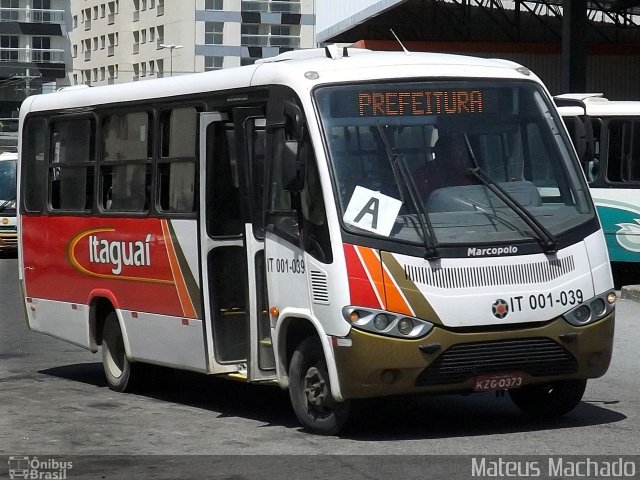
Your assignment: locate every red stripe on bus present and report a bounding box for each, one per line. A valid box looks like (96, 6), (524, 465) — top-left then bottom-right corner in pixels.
(343, 243), (382, 309)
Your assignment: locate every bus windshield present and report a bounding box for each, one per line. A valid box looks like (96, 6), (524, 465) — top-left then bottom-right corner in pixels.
(0, 158), (17, 211)
(314, 80), (595, 247)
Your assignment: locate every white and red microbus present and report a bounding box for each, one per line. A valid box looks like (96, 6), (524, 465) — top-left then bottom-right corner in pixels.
(18, 48), (616, 434)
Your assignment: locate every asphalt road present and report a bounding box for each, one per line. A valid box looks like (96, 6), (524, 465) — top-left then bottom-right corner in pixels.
(0, 254), (639, 478)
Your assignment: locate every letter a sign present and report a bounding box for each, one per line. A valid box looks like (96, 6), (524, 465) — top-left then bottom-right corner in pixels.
(343, 186), (402, 236)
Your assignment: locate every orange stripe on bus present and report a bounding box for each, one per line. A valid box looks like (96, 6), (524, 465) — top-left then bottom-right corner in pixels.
(161, 220), (197, 319)
(381, 262), (414, 316)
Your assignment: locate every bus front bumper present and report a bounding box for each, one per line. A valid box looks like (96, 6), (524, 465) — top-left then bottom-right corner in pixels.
(332, 313), (615, 399)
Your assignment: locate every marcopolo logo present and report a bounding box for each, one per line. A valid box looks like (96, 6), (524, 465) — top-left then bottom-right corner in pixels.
(492, 299), (509, 319)
(8, 456), (73, 479)
(468, 246), (518, 257)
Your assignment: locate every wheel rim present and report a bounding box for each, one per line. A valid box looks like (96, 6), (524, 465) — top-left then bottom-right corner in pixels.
(105, 330), (125, 379)
(302, 364), (334, 419)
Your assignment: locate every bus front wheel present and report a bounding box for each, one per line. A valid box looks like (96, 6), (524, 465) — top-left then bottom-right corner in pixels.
(102, 312), (139, 392)
(289, 337), (351, 435)
(509, 379), (587, 418)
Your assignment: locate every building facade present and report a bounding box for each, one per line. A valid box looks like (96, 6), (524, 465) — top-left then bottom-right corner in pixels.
(0, 0), (67, 146)
(67, 0), (315, 86)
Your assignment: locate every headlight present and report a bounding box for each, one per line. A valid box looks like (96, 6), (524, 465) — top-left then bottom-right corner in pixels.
(342, 306), (434, 339)
(564, 290), (615, 327)
(373, 314), (390, 331)
(397, 318), (414, 335)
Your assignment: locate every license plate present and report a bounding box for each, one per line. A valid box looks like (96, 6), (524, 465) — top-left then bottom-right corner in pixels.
(473, 372), (524, 392)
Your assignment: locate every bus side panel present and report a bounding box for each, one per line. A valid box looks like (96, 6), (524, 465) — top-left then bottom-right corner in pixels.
(25, 298), (91, 349)
(592, 191), (640, 263)
(21, 216), (201, 320)
(121, 309), (207, 372)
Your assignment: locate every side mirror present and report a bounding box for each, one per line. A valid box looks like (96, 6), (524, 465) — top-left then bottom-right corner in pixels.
(285, 101), (304, 141)
(282, 139), (304, 192)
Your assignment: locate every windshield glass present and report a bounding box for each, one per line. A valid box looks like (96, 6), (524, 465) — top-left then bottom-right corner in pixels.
(314, 80), (594, 246)
(0, 160), (16, 205)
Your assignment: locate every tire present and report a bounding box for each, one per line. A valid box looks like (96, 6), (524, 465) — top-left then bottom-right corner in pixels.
(288, 337), (352, 435)
(509, 379), (587, 419)
(101, 312), (140, 392)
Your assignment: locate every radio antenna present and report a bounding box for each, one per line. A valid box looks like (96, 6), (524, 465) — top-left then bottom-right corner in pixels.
(390, 29), (410, 56)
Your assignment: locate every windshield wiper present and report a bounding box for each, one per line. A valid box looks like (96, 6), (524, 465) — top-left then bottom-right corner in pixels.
(376, 123), (439, 260)
(462, 135), (558, 253)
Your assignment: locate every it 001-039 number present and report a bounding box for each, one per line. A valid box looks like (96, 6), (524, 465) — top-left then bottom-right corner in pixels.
(508, 289), (583, 312)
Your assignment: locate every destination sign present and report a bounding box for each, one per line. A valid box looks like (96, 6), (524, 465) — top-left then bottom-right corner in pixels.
(357, 90), (483, 117)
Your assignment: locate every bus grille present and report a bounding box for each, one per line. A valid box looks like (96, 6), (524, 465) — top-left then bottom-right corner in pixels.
(404, 255), (575, 289)
(415, 337), (578, 386)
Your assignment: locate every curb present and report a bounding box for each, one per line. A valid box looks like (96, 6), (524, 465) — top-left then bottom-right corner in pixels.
(620, 285), (640, 302)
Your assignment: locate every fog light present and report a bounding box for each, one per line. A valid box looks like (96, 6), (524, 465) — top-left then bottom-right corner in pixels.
(373, 314), (389, 331)
(398, 318), (413, 335)
(590, 298), (606, 316)
(348, 310), (360, 323)
(573, 305), (591, 323)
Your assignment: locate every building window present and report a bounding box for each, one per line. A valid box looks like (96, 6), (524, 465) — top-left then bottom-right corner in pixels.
(205, 56), (223, 71)
(0, 0), (19, 21)
(205, 0), (223, 10)
(0, 35), (19, 61)
(241, 57), (259, 66)
(72, 44), (77, 58)
(32, 36), (51, 61)
(149, 27), (155, 41)
(205, 22), (224, 45)
(73, 15), (78, 28)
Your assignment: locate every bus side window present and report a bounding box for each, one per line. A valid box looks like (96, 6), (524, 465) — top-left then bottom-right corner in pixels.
(22, 118), (46, 213)
(100, 111), (152, 212)
(208, 121), (243, 237)
(607, 119), (640, 183)
(50, 118), (95, 211)
(158, 106), (198, 213)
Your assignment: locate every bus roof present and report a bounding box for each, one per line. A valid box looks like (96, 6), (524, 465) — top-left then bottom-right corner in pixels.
(555, 93), (640, 117)
(21, 48), (543, 116)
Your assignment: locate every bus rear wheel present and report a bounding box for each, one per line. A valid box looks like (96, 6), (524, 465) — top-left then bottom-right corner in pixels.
(102, 312), (140, 392)
(289, 337), (352, 435)
(509, 379), (587, 418)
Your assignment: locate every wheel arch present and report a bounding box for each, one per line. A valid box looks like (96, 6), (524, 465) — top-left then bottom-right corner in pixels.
(274, 310), (344, 401)
(88, 290), (129, 357)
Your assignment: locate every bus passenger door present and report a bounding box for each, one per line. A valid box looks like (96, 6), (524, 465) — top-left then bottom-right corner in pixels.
(198, 110), (275, 380)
